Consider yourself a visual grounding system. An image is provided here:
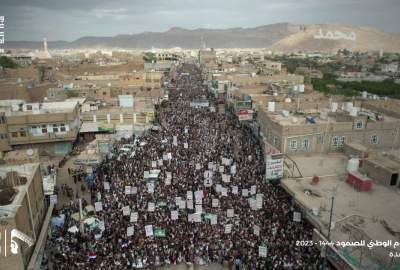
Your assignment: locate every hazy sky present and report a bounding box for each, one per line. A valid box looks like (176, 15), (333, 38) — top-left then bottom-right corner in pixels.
(2, 0), (400, 41)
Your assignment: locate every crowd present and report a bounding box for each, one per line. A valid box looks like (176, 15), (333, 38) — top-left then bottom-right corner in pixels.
(46, 64), (322, 270)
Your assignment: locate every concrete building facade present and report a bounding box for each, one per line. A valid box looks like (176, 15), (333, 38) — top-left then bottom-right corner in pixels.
(0, 163), (47, 270)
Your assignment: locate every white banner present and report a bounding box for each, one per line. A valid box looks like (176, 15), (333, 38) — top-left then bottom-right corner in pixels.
(259, 246), (268, 257)
(186, 191), (193, 200)
(171, 210), (179, 220)
(222, 174), (231, 183)
(130, 212), (138, 223)
(251, 185), (257, 195)
(225, 224), (232, 234)
(148, 202), (155, 212)
(242, 189), (249, 197)
(187, 200), (194, 209)
(104, 182), (110, 191)
(147, 182), (155, 193)
(95, 202), (103, 212)
(293, 211), (302, 222)
(232, 186), (238, 195)
(122, 206), (130, 216)
(195, 204), (203, 214)
(254, 225), (260, 236)
(210, 214), (217, 225)
(212, 198), (219, 208)
(125, 186), (132, 195)
(127, 226), (134, 237)
(145, 225), (153, 237)
(227, 209), (234, 218)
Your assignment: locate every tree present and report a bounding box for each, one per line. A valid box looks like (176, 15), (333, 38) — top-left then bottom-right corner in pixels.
(0, 56), (18, 68)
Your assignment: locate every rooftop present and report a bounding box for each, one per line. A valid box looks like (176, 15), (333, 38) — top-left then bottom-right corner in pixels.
(0, 163), (39, 219)
(281, 154), (400, 265)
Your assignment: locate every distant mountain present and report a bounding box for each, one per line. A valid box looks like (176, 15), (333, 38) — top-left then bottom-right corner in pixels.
(5, 23), (301, 50)
(5, 23), (400, 52)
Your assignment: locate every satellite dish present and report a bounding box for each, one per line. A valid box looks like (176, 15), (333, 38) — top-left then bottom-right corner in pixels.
(26, 149), (34, 156)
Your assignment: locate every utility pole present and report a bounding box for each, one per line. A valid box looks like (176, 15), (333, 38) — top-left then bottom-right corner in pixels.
(323, 196), (335, 270)
(79, 198), (84, 234)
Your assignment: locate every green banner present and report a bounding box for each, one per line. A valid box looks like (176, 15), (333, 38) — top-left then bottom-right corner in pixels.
(154, 228), (166, 237)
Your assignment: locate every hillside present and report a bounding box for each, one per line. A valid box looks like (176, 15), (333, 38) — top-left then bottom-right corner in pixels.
(270, 24), (400, 53)
(5, 23), (400, 52)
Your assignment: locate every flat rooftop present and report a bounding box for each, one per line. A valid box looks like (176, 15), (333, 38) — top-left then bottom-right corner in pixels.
(6, 98), (84, 116)
(281, 154), (400, 266)
(0, 163), (39, 219)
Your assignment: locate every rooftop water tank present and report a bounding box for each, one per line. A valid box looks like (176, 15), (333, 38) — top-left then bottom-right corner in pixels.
(349, 107), (358, 117)
(268, 102), (275, 112)
(347, 157), (360, 173)
(362, 91), (368, 99)
(282, 110), (290, 117)
(330, 102), (338, 112)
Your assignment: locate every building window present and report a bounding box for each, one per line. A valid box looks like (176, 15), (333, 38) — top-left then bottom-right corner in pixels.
(332, 136), (339, 147)
(20, 131), (27, 137)
(103, 92), (107, 95)
(355, 120), (363, 129)
(290, 140), (297, 150)
(371, 134), (379, 145)
(53, 124), (59, 133)
(317, 134), (324, 144)
(339, 136), (346, 146)
(60, 124), (66, 132)
(11, 132), (18, 138)
(273, 136), (279, 146)
(41, 125), (47, 134)
(303, 138), (310, 150)
(26, 105), (32, 110)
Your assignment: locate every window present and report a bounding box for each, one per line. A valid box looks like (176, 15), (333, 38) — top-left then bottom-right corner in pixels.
(339, 136), (346, 146)
(11, 132), (18, 138)
(60, 124), (66, 132)
(290, 140), (297, 150)
(303, 138), (310, 150)
(53, 124), (59, 133)
(26, 105), (32, 110)
(317, 134), (324, 144)
(332, 136), (339, 147)
(355, 120), (363, 129)
(41, 125), (47, 134)
(20, 131), (26, 137)
(274, 137), (279, 146)
(371, 134), (379, 145)
(103, 92), (107, 95)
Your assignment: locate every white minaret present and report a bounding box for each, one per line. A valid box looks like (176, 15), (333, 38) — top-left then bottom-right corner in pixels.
(43, 38), (48, 53)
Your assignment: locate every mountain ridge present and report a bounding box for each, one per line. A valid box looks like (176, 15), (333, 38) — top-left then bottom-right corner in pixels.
(5, 23), (400, 52)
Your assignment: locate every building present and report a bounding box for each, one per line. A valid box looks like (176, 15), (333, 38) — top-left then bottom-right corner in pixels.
(381, 62), (398, 73)
(0, 98), (84, 156)
(80, 97), (156, 140)
(0, 163), (47, 270)
(256, 100), (400, 155)
(198, 49), (217, 66)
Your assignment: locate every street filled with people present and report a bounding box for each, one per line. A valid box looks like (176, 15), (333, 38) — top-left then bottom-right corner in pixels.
(46, 64), (322, 270)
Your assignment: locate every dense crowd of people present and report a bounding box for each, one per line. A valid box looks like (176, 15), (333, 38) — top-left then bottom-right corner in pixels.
(46, 64), (322, 269)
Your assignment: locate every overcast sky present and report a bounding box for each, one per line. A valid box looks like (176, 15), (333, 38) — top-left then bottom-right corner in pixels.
(2, 0), (400, 41)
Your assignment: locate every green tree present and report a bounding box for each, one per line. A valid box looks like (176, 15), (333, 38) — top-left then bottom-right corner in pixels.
(0, 56), (18, 68)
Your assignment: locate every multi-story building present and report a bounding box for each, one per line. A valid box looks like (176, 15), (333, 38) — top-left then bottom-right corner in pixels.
(0, 163), (47, 270)
(80, 97), (155, 140)
(257, 101), (400, 155)
(0, 98), (83, 156)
